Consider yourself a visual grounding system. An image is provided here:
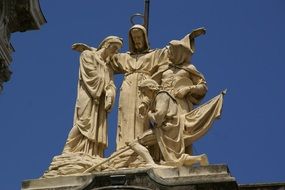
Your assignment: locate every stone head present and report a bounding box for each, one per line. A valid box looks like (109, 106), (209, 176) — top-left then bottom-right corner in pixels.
(168, 40), (192, 64)
(98, 36), (123, 56)
(139, 79), (160, 99)
(129, 25), (149, 54)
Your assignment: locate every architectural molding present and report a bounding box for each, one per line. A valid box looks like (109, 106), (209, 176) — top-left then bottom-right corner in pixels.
(0, 0), (46, 92)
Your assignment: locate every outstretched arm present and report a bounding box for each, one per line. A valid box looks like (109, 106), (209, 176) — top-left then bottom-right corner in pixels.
(109, 54), (127, 74)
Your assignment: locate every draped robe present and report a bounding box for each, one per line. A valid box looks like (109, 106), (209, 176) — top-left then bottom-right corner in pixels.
(112, 49), (168, 149)
(63, 50), (115, 157)
(138, 91), (224, 166)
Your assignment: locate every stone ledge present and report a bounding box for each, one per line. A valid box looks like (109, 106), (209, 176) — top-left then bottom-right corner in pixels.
(22, 175), (93, 190)
(239, 182), (285, 190)
(22, 164), (238, 190)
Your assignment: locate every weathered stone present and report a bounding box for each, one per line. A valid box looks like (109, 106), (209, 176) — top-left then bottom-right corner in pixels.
(22, 164), (239, 190)
(239, 183), (285, 190)
(0, 0), (46, 91)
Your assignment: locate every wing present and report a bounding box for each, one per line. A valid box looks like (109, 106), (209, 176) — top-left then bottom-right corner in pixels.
(71, 43), (96, 52)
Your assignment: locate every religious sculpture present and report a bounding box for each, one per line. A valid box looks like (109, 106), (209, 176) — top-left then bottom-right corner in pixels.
(63, 36), (122, 157)
(111, 24), (169, 150)
(41, 4), (226, 177)
(151, 29), (208, 154)
(129, 78), (210, 167)
(82, 80), (224, 173)
(42, 36), (123, 177)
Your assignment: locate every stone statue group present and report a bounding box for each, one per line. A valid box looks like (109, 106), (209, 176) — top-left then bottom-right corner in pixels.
(43, 25), (225, 178)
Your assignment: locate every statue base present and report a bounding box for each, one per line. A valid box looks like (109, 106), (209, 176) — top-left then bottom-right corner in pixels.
(22, 164), (239, 190)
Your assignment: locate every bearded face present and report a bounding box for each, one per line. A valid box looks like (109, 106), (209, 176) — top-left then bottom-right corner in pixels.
(130, 29), (147, 52)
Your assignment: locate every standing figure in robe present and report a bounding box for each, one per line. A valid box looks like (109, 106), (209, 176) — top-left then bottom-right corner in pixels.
(151, 29), (208, 153)
(63, 36), (123, 157)
(111, 25), (168, 149)
(153, 29), (208, 115)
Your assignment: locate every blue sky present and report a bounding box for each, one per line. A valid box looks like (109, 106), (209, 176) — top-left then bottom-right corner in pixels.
(1, 1), (285, 189)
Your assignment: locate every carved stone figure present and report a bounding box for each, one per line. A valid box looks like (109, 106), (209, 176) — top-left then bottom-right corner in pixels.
(111, 25), (168, 149)
(153, 29), (207, 113)
(82, 80), (224, 173)
(131, 79), (208, 167)
(42, 36), (123, 178)
(62, 36), (123, 157)
(152, 29), (208, 153)
(42, 27), (225, 178)
(128, 78), (224, 167)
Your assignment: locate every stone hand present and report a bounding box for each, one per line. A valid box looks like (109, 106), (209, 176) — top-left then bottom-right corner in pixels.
(105, 95), (113, 112)
(105, 89), (115, 112)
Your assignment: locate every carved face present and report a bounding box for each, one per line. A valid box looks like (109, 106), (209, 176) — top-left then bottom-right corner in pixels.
(139, 88), (154, 112)
(130, 29), (146, 52)
(167, 45), (176, 63)
(168, 42), (191, 64)
(106, 42), (121, 56)
(168, 45), (183, 64)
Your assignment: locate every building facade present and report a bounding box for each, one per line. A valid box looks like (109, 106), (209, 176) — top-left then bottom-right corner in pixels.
(0, 0), (46, 91)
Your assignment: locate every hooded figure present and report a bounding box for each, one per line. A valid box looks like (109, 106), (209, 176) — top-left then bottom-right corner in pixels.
(153, 28), (207, 114)
(63, 36), (122, 157)
(149, 29), (207, 154)
(111, 25), (169, 150)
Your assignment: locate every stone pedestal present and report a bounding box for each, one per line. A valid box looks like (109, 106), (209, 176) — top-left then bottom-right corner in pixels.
(22, 164), (238, 190)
